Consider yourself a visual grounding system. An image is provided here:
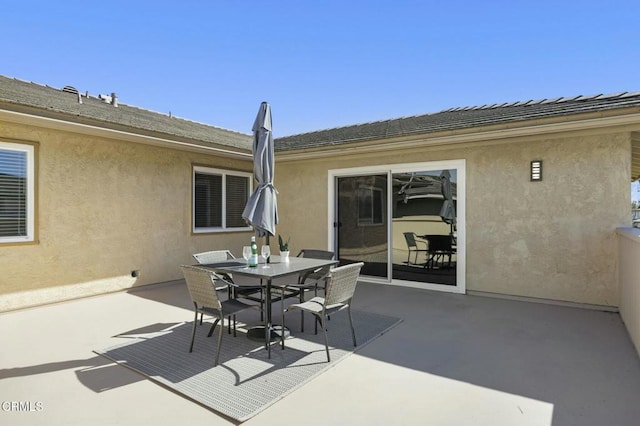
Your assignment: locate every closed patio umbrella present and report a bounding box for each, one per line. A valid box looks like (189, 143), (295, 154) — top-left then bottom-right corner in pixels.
(242, 102), (278, 244)
(439, 169), (456, 232)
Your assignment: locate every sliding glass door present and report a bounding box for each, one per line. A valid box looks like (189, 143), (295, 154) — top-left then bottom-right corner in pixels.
(336, 174), (389, 279)
(330, 161), (465, 293)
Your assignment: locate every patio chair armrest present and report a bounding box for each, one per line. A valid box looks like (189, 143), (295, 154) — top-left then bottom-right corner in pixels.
(213, 272), (235, 286)
(300, 266), (332, 284)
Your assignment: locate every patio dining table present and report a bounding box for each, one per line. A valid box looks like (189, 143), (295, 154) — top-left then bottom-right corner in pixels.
(199, 255), (338, 358)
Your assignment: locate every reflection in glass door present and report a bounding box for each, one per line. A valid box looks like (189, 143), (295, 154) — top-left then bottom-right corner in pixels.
(336, 174), (388, 279)
(391, 170), (457, 286)
(331, 161), (464, 292)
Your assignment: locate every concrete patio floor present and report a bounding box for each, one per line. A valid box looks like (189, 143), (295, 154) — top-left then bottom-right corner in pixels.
(1, 281), (639, 426)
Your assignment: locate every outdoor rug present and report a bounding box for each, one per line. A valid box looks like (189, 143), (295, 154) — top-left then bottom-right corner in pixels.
(95, 310), (401, 422)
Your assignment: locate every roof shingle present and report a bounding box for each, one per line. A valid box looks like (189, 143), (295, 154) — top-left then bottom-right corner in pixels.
(275, 92), (640, 151)
(3, 75), (640, 155)
(0, 75), (252, 151)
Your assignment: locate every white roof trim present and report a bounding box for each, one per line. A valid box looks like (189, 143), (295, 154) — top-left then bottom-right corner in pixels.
(0, 109), (253, 160)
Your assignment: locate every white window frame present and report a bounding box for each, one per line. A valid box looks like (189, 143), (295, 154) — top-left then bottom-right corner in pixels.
(192, 166), (252, 233)
(0, 141), (35, 244)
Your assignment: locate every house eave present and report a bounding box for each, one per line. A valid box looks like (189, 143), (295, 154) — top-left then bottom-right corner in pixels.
(0, 108), (253, 160)
(275, 111), (640, 163)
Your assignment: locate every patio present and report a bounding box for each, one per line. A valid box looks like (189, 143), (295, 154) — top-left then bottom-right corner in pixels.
(1, 280), (639, 425)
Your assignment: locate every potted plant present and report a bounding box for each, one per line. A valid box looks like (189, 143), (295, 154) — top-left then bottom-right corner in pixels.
(278, 235), (291, 261)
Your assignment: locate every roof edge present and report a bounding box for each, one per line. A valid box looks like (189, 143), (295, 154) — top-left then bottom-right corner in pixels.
(276, 111), (640, 162)
(0, 108), (253, 160)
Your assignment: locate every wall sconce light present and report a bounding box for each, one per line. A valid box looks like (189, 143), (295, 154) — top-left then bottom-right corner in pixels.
(530, 160), (543, 181)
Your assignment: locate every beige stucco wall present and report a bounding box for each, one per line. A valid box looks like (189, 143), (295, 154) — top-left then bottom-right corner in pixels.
(275, 130), (631, 306)
(0, 120), (253, 310)
(1, 116), (631, 310)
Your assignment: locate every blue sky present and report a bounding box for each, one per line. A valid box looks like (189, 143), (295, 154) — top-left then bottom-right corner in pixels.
(2, 1), (640, 136)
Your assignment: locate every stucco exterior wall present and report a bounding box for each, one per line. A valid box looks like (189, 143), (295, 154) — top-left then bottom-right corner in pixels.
(275, 131), (631, 306)
(1, 117), (631, 310)
(468, 133), (628, 306)
(0, 121), (253, 310)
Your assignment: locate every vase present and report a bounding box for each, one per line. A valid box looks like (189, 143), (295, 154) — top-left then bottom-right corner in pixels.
(280, 251), (290, 262)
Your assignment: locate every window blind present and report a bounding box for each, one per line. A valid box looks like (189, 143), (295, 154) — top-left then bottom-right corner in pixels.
(0, 149), (27, 237)
(194, 173), (222, 228)
(226, 174), (249, 227)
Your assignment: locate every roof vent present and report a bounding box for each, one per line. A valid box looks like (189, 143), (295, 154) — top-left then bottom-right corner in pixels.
(98, 93), (111, 103)
(62, 86), (79, 95)
(98, 93), (118, 107)
(62, 86), (83, 104)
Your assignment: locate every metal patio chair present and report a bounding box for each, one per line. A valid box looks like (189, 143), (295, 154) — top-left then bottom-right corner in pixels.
(281, 262), (364, 362)
(180, 265), (259, 366)
(272, 249), (335, 332)
(192, 250), (235, 290)
(193, 249), (264, 321)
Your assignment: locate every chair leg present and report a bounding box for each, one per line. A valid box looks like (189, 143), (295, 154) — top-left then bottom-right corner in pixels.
(233, 314), (237, 337)
(347, 305), (357, 346)
(215, 315), (223, 366)
(199, 312), (203, 325)
(319, 315), (330, 362)
(207, 318), (221, 337)
(190, 309), (198, 352)
(425, 254), (434, 269)
(299, 289), (305, 333)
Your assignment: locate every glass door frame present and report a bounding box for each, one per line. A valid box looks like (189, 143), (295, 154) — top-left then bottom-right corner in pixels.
(328, 159), (466, 294)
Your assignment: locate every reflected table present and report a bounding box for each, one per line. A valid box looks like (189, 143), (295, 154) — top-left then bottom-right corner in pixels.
(417, 234), (456, 269)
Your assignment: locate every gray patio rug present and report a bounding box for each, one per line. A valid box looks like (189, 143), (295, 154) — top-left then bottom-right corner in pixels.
(96, 310), (401, 422)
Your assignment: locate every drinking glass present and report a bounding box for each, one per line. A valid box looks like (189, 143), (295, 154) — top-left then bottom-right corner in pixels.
(242, 246), (251, 266)
(261, 245), (271, 263)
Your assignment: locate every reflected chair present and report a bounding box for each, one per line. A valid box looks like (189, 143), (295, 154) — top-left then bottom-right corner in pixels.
(272, 249), (335, 332)
(193, 250), (264, 321)
(180, 265), (259, 366)
(282, 262), (364, 362)
(403, 232), (428, 265)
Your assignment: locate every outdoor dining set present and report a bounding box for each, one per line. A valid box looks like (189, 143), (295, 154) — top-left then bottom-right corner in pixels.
(180, 249), (364, 366)
(176, 102), (367, 367)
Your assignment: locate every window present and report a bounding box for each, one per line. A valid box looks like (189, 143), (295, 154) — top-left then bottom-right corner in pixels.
(357, 186), (384, 226)
(193, 166), (251, 232)
(0, 141), (35, 243)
